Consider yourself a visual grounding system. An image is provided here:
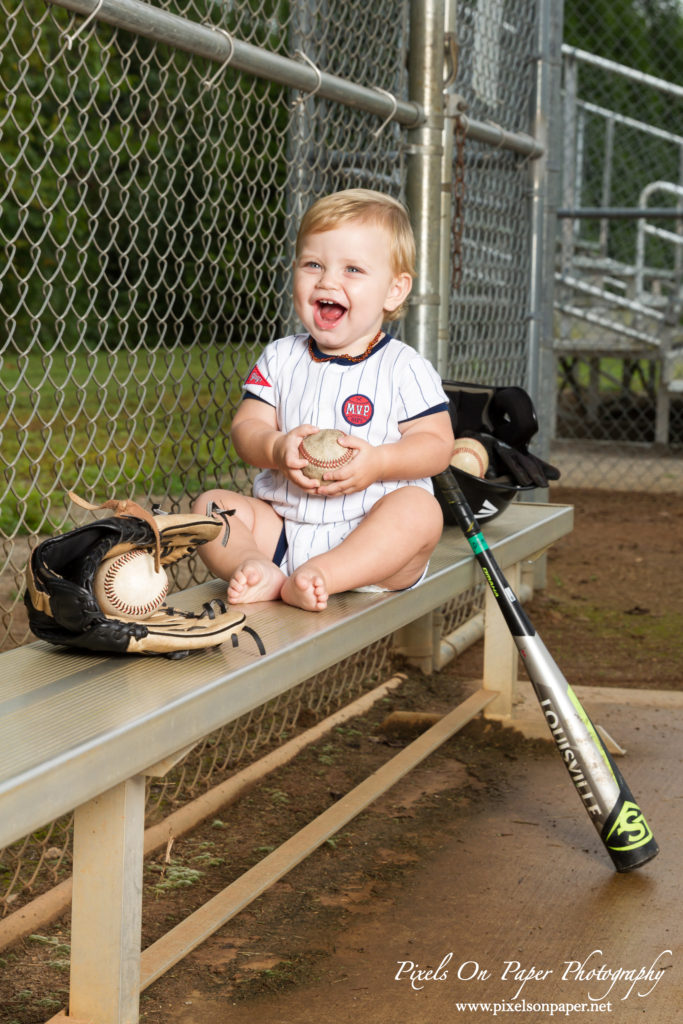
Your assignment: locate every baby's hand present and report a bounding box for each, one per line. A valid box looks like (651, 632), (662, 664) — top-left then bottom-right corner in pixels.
(273, 425), (320, 489)
(315, 436), (380, 495)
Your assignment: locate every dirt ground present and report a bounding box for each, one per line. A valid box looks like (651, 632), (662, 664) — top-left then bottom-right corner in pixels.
(524, 487), (683, 691)
(0, 486), (681, 1024)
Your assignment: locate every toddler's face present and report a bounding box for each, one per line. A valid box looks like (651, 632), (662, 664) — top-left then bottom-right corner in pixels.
(293, 220), (411, 357)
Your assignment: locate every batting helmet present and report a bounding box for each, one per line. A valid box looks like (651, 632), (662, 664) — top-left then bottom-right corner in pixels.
(434, 381), (560, 523)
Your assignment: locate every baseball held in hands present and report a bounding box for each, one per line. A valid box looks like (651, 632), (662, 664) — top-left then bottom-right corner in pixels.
(298, 428), (356, 481)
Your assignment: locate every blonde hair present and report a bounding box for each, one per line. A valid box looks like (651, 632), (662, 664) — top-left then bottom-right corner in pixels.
(295, 189), (415, 319)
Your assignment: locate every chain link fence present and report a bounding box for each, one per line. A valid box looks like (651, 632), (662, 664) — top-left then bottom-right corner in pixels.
(1, 0), (412, 649)
(553, 0), (683, 490)
(445, 0), (539, 386)
(2, 0), (551, 930)
(1, 0), (554, 928)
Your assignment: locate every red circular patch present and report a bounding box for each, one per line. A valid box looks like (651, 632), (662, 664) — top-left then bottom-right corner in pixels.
(342, 394), (374, 426)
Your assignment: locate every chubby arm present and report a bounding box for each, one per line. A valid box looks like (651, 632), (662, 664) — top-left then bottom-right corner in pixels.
(384, 410), (454, 479)
(317, 410), (454, 496)
(231, 398), (320, 489)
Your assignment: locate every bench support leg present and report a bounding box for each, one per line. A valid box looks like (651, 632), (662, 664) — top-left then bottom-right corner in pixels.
(69, 776), (146, 1024)
(393, 612), (436, 674)
(482, 561), (521, 719)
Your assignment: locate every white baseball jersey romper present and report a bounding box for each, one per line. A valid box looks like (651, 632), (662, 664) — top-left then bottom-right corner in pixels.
(242, 333), (449, 577)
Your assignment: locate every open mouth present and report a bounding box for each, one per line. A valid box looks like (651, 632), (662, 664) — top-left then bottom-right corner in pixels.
(314, 299), (347, 328)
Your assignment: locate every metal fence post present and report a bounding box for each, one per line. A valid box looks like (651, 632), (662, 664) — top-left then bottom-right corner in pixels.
(405, 0), (446, 367)
(529, 0), (565, 458)
(438, 0), (458, 380)
(560, 50), (578, 278)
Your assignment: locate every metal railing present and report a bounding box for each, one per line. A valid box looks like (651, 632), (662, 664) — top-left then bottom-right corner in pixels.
(554, 42), (683, 474)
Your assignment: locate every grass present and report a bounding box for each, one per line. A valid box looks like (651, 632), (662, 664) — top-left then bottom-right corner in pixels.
(147, 860), (204, 894)
(558, 354), (658, 395)
(547, 598), (683, 664)
(28, 934), (70, 972)
(0, 343), (253, 534)
(266, 787), (290, 806)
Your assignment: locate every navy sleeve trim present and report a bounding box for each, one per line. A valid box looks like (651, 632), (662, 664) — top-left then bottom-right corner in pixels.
(398, 401), (450, 424)
(241, 391), (276, 407)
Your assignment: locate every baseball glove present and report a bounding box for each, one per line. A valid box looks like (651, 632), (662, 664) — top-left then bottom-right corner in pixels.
(25, 493), (263, 659)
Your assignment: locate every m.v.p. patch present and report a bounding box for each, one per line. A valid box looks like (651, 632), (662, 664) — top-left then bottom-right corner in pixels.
(342, 394), (374, 426)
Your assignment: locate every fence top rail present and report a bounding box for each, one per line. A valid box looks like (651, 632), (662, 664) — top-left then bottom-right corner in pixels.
(562, 44), (683, 102)
(447, 100), (544, 159)
(47, 0), (424, 128)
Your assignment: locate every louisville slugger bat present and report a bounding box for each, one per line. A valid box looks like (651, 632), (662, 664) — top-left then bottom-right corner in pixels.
(434, 470), (659, 872)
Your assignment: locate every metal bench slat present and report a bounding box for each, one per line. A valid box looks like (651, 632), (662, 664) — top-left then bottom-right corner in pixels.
(0, 502), (572, 850)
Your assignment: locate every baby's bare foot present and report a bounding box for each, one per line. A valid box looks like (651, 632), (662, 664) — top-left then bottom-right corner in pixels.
(227, 559), (286, 604)
(281, 568), (329, 611)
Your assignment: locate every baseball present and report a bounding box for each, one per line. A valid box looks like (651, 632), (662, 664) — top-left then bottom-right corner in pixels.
(299, 428), (355, 481)
(450, 437), (489, 478)
(94, 549), (169, 620)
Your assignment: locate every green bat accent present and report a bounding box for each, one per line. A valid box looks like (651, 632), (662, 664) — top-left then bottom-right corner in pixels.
(467, 534), (489, 555)
(605, 800), (655, 852)
(567, 684), (617, 779)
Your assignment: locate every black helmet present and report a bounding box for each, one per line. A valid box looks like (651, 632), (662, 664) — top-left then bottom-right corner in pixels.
(434, 381), (560, 524)
(448, 464), (535, 522)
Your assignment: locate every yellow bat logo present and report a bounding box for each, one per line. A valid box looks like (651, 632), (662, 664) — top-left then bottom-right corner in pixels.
(605, 800), (654, 851)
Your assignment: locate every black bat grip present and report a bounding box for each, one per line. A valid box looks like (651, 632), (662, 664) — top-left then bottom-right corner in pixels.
(433, 470), (534, 637)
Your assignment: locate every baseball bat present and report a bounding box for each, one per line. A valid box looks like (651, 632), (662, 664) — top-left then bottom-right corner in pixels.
(434, 470), (659, 872)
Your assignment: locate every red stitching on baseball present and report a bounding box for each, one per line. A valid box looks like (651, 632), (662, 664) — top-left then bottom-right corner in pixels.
(299, 440), (352, 468)
(101, 550), (168, 618)
(452, 445), (485, 475)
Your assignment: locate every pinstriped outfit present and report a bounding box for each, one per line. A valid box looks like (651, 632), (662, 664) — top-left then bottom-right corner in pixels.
(243, 333), (449, 575)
